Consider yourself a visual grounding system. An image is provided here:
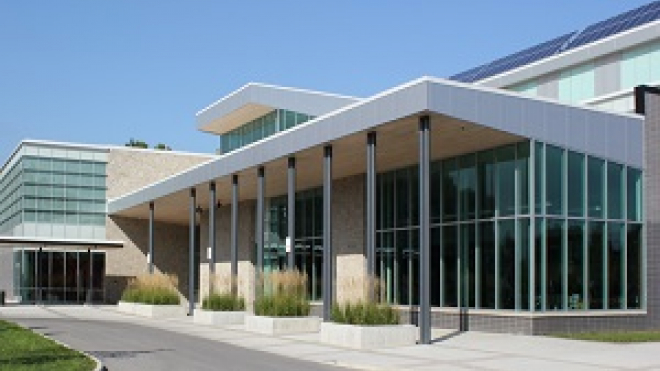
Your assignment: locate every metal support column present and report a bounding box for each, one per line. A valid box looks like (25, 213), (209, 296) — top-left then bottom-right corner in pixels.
(419, 115), (431, 344)
(188, 188), (196, 316)
(366, 131), (377, 301)
(148, 201), (154, 274)
(231, 175), (239, 294)
(257, 167), (265, 275)
(323, 145), (333, 321)
(209, 182), (217, 275)
(288, 157), (296, 270)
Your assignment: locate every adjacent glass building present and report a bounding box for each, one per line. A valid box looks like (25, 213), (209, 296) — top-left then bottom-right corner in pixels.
(0, 142), (109, 303)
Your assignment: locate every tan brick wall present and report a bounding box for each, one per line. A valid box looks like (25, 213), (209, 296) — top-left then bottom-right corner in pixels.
(106, 148), (214, 199)
(105, 215), (190, 304)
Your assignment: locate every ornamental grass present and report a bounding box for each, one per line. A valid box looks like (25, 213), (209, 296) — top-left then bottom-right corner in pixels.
(254, 270), (310, 317)
(121, 273), (180, 305)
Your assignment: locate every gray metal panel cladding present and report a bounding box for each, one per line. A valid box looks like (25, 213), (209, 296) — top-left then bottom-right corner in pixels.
(594, 54), (621, 96)
(110, 78), (642, 213)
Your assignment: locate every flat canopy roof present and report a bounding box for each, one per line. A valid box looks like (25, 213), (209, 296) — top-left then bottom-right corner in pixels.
(0, 236), (123, 248)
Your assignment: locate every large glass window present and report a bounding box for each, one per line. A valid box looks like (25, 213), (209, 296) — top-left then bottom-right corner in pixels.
(607, 163), (623, 220)
(608, 222), (624, 309)
(588, 158), (605, 218)
(567, 152), (585, 217)
(546, 219), (564, 310)
(517, 142), (530, 215)
(497, 146), (516, 217)
(478, 151), (495, 219)
(588, 222), (605, 309)
(479, 221), (495, 309)
(442, 225), (457, 307)
(498, 219), (515, 309)
(567, 220), (585, 309)
(519, 218), (530, 310)
(545, 146), (564, 216)
(458, 155), (476, 221)
(627, 224), (642, 309)
(627, 168), (642, 222)
(442, 159), (458, 222)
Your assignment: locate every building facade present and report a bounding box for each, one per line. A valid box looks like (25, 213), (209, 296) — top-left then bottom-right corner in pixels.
(2, 2), (660, 336)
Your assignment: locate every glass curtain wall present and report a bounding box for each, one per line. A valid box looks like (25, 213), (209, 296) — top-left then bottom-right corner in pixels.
(13, 248), (106, 303)
(220, 110), (315, 154)
(375, 140), (644, 312)
(263, 188), (323, 300)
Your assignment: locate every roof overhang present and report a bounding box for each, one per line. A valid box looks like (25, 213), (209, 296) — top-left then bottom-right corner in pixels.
(0, 236), (124, 248)
(110, 77), (643, 223)
(196, 82), (361, 135)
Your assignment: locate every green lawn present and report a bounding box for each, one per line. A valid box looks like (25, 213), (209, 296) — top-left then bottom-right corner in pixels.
(0, 320), (96, 371)
(553, 331), (660, 343)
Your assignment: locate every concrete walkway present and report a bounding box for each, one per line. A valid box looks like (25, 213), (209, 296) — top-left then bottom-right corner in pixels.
(2, 305), (660, 370)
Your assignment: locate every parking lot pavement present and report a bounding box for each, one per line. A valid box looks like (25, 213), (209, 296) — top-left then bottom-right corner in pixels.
(3, 305), (660, 370)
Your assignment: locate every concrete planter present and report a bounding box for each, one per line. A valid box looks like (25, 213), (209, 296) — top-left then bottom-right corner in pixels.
(117, 301), (186, 318)
(194, 309), (245, 326)
(320, 322), (417, 349)
(245, 315), (321, 335)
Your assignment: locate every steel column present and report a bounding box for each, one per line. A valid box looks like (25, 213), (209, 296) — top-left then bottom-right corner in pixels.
(209, 182), (217, 275)
(419, 115), (431, 344)
(366, 132), (377, 299)
(323, 145), (333, 321)
(231, 174), (239, 294)
(188, 188), (196, 316)
(257, 167), (265, 276)
(148, 201), (154, 274)
(287, 157), (296, 270)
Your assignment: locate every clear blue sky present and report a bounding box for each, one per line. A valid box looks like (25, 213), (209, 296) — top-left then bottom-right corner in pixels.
(0, 1), (653, 161)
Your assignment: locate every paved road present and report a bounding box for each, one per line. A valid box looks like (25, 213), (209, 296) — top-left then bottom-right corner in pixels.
(7, 314), (344, 371)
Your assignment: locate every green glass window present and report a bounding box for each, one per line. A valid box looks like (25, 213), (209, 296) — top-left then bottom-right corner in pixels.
(430, 227), (441, 306)
(442, 159), (458, 222)
(588, 222), (605, 309)
(497, 146), (516, 217)
(396, 230), (411, 305)
(478, 150), (495, 219)
(430, 163), (441, 224)
(498, 219), (515, 309)
(284, 110), (296, 130)
(588, 158), (605, 218)
(479, 221), (495, 309)
(545, 146), (564, 216)
(567, 151), (585, 217)
(546, 218), (564, 310)
(607, 163), (623, 220)
(519, 218), (530, 310)
(627, 168), (642, 222)
(460, 223), (476, 308)
(627, 224), (642, 309)
(567, 220), (585, 310)
(535, 142), (544, 214)
(442, 225), (457, 307)
(396, 169), (411, 227)
(517, 142), (530, 215)
(608, 222), (624, 309)
(458, 155), (476, 221)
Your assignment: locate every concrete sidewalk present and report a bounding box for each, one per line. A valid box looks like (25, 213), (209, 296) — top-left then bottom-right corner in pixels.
(2, 305), (660, 371)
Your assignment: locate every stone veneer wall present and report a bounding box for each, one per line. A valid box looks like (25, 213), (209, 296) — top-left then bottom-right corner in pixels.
(106, 148), (214, 199)
(104, 148), (213, 303)
(105, 216), (190, 304)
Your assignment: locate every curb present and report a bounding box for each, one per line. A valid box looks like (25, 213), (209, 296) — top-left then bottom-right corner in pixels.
(14, 321), (106, 371)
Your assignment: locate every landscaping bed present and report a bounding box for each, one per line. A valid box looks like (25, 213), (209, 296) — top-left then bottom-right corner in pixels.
(117, 273), (185, 318)
(194, 293), (246, 326)
(0, 320), (96, 371)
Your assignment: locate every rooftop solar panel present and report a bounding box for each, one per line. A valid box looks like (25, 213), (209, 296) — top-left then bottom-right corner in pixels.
(450, 1), (660, 83)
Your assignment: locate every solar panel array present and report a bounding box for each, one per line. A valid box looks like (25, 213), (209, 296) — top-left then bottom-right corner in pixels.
(450, 1), (660, 83)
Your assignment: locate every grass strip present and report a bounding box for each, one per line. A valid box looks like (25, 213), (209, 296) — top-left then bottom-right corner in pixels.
(552, 331), (660, 343)
(0, 319), (96, 371)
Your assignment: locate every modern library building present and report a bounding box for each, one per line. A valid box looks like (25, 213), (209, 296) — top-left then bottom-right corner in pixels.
(2, 2), (660, 335)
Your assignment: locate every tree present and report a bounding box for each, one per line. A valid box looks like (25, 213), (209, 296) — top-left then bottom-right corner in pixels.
(125, 138), (148, 149)
(153, 143), (172, 151)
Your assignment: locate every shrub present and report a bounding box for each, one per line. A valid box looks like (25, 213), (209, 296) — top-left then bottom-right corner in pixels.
(331, 301), (399, 325)
(254, 270), (310, 317)
(202, 293), (245, 311)
(121, 273), (180, 305)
